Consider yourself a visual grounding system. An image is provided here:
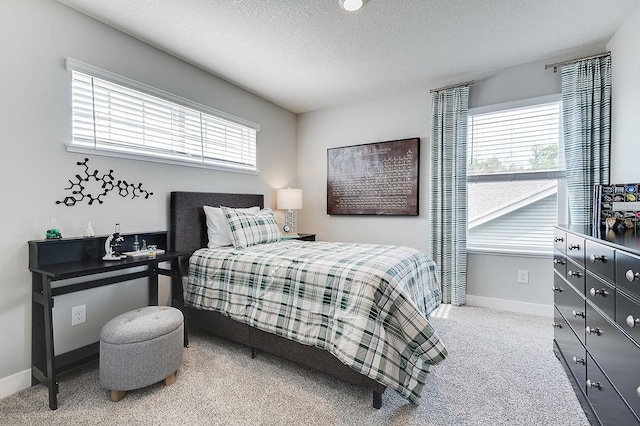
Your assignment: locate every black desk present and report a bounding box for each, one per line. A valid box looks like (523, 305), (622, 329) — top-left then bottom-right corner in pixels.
(28, 231), (187, 410)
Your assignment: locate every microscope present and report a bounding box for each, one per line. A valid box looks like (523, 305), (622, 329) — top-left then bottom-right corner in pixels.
(103, 223), (125, 260)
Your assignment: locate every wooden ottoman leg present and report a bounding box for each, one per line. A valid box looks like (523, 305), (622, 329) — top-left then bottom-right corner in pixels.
(164, 372), (176, 386)
(111, 390), (126, 402)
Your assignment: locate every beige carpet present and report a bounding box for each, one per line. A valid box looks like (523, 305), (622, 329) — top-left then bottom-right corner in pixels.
(0, 305), (589, 425)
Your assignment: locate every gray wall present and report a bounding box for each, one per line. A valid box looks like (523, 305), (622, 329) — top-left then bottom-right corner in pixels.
(297, 50), (607, 317)
(0, 0), (296, 395)
(608, 3), (640, 182)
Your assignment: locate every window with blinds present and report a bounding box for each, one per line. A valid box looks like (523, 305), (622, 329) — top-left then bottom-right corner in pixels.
(66, 58), (259, 173)
(467, 97), (565, 254)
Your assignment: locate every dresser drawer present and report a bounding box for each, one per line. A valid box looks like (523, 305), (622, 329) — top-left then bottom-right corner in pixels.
(617, 289), (640, 345)
(554, 229), (567, 253)
(554, 307), (587, 388)
(617, 251), (640, 299)
(586, 273), (615, 319)
(586, 353), (639, 426)
(566, 233), (585, 267)
(585, 239), (614, 280)
(586, 303), (640, 418)
(566, 264), (585, 296)
(611, 294), (640, 418)
(553, 251), (567, 277)
(555, 276), (586, 344)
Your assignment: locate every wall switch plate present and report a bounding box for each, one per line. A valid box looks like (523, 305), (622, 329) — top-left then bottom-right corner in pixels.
(517, 270), (529, 284)
(71, 305), (86, 326)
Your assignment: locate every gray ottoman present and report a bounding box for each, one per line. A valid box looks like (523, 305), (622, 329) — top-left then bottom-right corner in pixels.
(99, 306), (184, 402)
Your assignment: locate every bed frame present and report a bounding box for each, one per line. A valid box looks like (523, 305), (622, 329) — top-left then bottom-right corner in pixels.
(169, 191), (386, 408)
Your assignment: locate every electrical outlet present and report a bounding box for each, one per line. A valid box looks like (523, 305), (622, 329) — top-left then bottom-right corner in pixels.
(71, 305), (86, 326)
(517, 270), (529, 284)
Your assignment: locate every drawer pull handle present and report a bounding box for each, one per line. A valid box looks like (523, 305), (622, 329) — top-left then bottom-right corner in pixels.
(589, 254), (605, 263)
(568, 244), (580, 250)
(552, 322), (562, 328)
(554, 237), (564, 243)
(572, 356), (585, 365)
(554, 259), (565, 266)
(586, 326), (602, 336)
(568, 270), (582, 278)
(552, 286), (563, 292)
(626, 315), (640, 328)
(589, 288), (608, 297)
(586, 379), (602, 390)
(626, 269), (640, 282)
(572, 310), (585, 318)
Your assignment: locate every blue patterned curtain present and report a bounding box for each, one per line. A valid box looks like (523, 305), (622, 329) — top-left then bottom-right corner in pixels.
(429, 86), (469, 306)
(561, 55), (611, 225)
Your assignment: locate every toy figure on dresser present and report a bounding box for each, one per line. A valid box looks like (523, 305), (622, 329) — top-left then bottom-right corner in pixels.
(605, 217), (634, 232)
(103, 223), (125, 260)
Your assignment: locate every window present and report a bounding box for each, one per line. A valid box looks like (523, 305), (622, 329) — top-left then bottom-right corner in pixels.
(467, 96), (565, 254)
(66, 58), (260, 173)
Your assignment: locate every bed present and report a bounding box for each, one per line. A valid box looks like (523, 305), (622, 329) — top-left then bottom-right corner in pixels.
(169, 191), (447, 408)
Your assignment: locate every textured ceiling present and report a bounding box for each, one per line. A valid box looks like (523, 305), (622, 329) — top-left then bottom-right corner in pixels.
(57, 0), (639, 113)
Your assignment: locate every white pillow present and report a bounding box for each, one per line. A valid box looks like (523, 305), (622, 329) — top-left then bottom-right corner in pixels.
(203, 205), (260, 248)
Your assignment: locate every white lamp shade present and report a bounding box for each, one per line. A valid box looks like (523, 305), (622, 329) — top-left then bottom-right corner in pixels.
(277, 188), (302, 210)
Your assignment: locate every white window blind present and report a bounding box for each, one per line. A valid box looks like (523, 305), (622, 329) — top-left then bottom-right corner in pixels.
(467, 97), (565, 254)
(66, 58), (259, 173)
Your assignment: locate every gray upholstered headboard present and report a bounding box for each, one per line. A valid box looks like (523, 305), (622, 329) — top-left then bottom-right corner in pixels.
(169, 191), (264, 254)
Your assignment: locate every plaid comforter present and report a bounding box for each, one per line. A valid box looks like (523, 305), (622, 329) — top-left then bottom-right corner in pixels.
(186, 240), (447, 402)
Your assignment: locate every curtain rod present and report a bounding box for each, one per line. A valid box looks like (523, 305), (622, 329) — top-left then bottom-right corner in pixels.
(545, 51), (610, 72)
(430, 80), (475, 93)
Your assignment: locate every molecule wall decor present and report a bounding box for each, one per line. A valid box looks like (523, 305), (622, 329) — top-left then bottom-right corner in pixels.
(56, 158), (154, 206)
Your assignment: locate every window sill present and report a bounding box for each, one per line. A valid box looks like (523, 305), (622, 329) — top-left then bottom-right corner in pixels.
(467, 246), (552, 258)
(66, 145), (259, 175)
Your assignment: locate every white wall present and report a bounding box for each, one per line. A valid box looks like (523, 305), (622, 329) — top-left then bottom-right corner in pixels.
(0, 0), (296, 397)
(298, 49), (606, 318)
(608, 4), (640, 182)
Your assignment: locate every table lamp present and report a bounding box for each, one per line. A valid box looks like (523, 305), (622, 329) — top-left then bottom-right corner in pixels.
(277, 188), (302, 235)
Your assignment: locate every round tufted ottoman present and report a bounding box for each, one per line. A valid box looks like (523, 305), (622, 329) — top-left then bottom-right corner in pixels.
(99, 306), (184, 402)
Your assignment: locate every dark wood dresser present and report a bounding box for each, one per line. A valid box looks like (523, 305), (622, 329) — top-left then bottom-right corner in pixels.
(554, 225), (640, 425)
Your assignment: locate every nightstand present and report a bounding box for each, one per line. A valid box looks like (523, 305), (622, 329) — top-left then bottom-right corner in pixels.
(297, 233), (316, 241)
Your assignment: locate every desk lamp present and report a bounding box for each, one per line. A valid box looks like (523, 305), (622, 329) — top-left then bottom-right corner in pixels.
(277, 188), (302, 235)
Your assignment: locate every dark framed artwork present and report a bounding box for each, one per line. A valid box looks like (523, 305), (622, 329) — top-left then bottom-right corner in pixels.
(327, 137), (419, 216)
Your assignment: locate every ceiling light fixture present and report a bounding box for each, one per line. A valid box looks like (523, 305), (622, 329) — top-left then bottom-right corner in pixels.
(339, 0), (366, 12)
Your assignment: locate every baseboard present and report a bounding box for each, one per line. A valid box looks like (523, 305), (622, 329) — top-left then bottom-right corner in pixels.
(0, 369), (31, 400)
(466, 295), (553, 317)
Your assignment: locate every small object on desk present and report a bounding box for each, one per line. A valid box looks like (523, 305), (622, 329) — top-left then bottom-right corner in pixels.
(84, 221), (95, 237)
(133, 235), (140, 252)
(123, 248), (165, 258)
(45, 228), (62, 239)
(147, 245), (157, 258)
(103, 223), (125, 260)
(46, 216), (61, 239)
(141, 239), (147, 251)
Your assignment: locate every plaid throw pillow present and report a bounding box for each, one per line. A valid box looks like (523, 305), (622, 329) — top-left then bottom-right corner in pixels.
(221, 207), (283, 249)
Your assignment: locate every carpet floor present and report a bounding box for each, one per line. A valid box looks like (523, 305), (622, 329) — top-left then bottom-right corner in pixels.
(0, 305), (589, 425)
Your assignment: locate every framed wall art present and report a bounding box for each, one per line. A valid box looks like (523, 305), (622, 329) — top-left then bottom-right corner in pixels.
(593, 183), (640, 231)
(327, 137), (419, 216)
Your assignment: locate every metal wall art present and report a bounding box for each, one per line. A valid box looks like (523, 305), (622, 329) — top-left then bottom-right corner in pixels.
(327, 138), (420, 215)
(56, 158), (154, 206)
